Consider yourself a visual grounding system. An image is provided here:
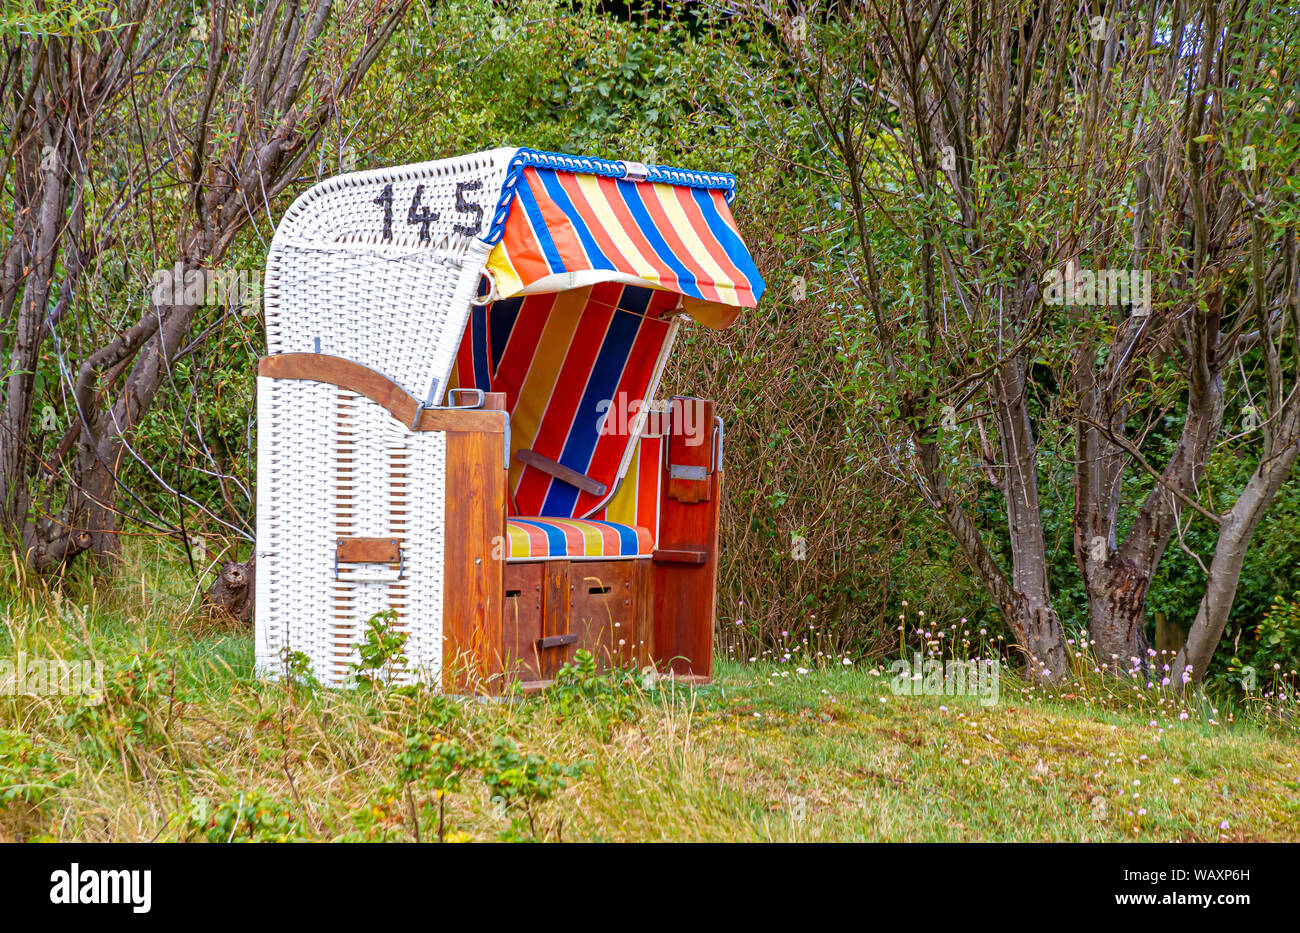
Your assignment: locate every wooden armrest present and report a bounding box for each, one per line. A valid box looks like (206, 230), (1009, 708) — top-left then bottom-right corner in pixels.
(259, 353), (505, 434)
(653, 548), (708, 565)
(516, 448), (607, 496)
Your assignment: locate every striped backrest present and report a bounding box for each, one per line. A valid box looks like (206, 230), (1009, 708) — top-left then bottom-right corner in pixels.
(449, 281), (676, 520)
(587, 434), (663, 541)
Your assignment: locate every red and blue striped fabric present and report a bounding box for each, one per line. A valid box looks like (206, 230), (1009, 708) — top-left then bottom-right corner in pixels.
(587, 434), (663, 541)
(449, 282), (676, 521)
(486, 167), (763, 328)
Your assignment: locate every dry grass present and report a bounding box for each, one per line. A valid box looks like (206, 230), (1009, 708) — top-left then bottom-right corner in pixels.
(1, 547), (1297, 842)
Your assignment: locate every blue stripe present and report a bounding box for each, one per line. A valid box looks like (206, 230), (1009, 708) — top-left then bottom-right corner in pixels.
(604, 520), (639, 554)
(614, 179), (701, 298)
(688, 187), (765, 302)
(515, 179), (567, 274)
(533, 169), (619, 273)
(540, 285), (650, 516)
(488, 296), (523, 377)
(469, 304), (491, 391)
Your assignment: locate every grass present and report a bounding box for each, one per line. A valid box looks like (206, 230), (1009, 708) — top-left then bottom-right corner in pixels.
(1, 547), (1297, 842)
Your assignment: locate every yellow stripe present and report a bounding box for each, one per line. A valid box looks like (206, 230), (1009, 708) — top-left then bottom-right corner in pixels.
(575, 175), (662, 286)
(651, 183), (741, 306)
(604, 446), (638, 526)
(544, 518), (604, 557)
(506, 524), (531, 559)
(486, 243), (525, 297)
(507, 288), (586, 493)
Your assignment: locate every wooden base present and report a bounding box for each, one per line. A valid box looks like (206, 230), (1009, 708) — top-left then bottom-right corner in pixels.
(472, 395), (725, 692)
(500, 559), (654, 684)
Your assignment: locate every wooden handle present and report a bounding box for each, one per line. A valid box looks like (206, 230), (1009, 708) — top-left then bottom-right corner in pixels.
(537, 633), (579, 650)
(516, 448), (607, 496)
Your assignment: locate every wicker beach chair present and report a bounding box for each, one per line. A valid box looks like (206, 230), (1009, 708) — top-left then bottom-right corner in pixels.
(255, 148), (764, 689)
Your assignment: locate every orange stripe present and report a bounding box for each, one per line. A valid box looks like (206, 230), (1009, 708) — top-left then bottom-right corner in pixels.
(500, 194), (555, 285)
(554, 173), (642, 279)
(639, 185), (725, 304)
(675, 186), (749, 296)
(596, 176), (682, 291)
(523, 168), (595, 271)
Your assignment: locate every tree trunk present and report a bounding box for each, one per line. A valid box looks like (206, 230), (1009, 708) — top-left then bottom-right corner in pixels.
(993, 355), (1068, 680)
(206, 554), (256, 623)
(1177, 405), (1300, 683)
(1086, 559), (1151, 675)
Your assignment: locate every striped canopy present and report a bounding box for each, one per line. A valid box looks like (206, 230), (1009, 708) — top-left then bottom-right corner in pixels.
(483, 151), (764, 329)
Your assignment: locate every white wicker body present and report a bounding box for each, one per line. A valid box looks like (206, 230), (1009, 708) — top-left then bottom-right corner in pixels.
(256, 149), (517, 687)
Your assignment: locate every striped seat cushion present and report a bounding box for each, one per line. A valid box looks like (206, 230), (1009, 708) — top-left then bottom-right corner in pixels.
(505, 517), (652, 560)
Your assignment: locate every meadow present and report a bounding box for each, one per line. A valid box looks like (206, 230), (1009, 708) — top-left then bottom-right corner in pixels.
(3, 548), (1296, 843)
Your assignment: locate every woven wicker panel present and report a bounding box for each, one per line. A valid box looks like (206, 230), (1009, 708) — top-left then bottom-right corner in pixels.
(255, 378), (446, 688)
(264, 148), (516, 402)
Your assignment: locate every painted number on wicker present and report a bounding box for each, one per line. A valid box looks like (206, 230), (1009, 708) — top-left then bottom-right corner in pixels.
(372, 181), (486, 243)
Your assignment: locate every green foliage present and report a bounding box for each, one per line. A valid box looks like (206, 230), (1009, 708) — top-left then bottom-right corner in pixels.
(278, 647), (320, 695)
(347, 610), (409, 692)
(1230, 593), (1300, 684)
(479, 734), (586, 842)
(61, 646), (177, 762)
(185, 790), (305, 843)
(393, 730), (470, 842)
(536, 649), (645, 739)
(0, 728), (71, 811)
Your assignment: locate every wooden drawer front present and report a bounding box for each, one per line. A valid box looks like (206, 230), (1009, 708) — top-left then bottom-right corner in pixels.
(569, 561), (652, 670)
(513, 559), (654, 681)
(503, 562), (544, 681)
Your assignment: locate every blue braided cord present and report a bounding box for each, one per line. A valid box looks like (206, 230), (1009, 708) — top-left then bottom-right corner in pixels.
(483, 147), (738, 246)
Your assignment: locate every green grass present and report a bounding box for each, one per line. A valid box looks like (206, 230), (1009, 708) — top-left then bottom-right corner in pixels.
(1, 549), (1297, 842)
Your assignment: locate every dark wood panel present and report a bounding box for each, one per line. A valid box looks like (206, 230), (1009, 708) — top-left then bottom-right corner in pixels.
(666, 398), (714, 503)
(568, 561), (635, 668)
(631, 558), (655, 668)
(442, 429), (506, 692)
(540, 560), (571, 679)
(654, 398), (722, 679)
(502, 562), (543, 681)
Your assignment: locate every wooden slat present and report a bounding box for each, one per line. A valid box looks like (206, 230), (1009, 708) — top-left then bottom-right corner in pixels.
(516, 448), (607, 496)
(654, 400), (722, 679)
(502, 562), (543, 681)
(652, 547), (707, 565)
(540, 560), (570, 679)
(442, 429), (506, 692)
(335, 537), (400, 564)
(259, 353), (505, 434)
(632, 557), (654, 668)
